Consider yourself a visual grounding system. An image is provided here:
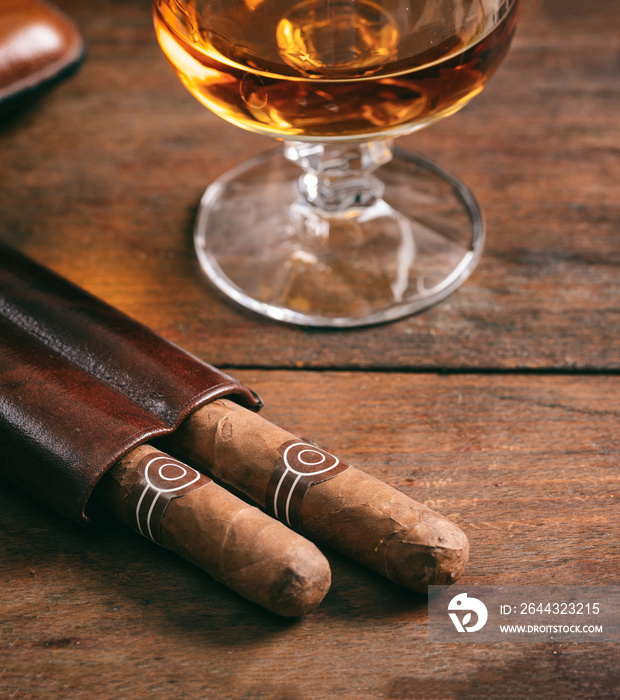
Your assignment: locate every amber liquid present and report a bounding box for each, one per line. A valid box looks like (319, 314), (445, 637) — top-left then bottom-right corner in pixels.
(154, 0), (518, 139)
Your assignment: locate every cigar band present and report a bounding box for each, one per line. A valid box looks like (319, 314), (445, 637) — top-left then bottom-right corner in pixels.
(266, 440), (349, 531)
(128, 452), (212, 545)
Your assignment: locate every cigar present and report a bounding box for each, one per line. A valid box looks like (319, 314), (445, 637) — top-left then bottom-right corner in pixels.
(167, 399), (469, 593)
(93, 444), (331, 616)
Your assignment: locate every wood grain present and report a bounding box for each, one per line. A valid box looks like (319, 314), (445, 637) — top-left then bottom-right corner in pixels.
(1, 0), (618, 697)
(1, 372), (618, 698)
(0, 0), (618, 369)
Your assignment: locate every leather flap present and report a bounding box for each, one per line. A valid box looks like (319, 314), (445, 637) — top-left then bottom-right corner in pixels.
(0, 244), (261, 524)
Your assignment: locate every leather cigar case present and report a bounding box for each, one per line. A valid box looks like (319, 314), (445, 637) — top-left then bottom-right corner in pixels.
(0, 244), (261, 523)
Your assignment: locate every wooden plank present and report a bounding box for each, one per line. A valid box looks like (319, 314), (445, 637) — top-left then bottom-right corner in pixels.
(1, 372), (618, 698)
(0, 0), (618, 370)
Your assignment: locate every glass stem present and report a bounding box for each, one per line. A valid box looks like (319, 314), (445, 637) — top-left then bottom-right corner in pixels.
(284, 139), (393, 214)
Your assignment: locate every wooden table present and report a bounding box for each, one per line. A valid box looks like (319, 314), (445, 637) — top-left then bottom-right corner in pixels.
(1, 0), (618, 697)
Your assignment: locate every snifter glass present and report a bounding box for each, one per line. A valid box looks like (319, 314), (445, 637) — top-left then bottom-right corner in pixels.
(154, 0), (518, 327)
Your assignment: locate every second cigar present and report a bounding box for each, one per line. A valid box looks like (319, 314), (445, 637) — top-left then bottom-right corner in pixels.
(168, 399), (469, 593)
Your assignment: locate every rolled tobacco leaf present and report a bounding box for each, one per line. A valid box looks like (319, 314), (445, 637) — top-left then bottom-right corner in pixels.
(93, 443), (331, 616)
(167, 399), (469, 593)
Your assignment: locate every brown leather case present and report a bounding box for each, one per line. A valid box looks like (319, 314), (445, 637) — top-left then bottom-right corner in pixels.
(0, 0), (85, 110)
(0, 244), (261, 524)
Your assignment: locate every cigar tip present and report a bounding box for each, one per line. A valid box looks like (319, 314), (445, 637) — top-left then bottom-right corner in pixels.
(385, 515), (470, 594)
(269, 542), (332, 617)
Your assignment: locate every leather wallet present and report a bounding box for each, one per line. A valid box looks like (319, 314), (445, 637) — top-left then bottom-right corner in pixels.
(0, 0), (85, 110)
(0, 244), (261, 524)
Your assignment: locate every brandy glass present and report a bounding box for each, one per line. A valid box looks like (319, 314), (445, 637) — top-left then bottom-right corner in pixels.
(154, 0), (518, 327)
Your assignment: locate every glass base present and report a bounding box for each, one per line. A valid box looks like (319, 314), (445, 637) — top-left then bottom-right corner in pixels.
(194, 146), (484, 328)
